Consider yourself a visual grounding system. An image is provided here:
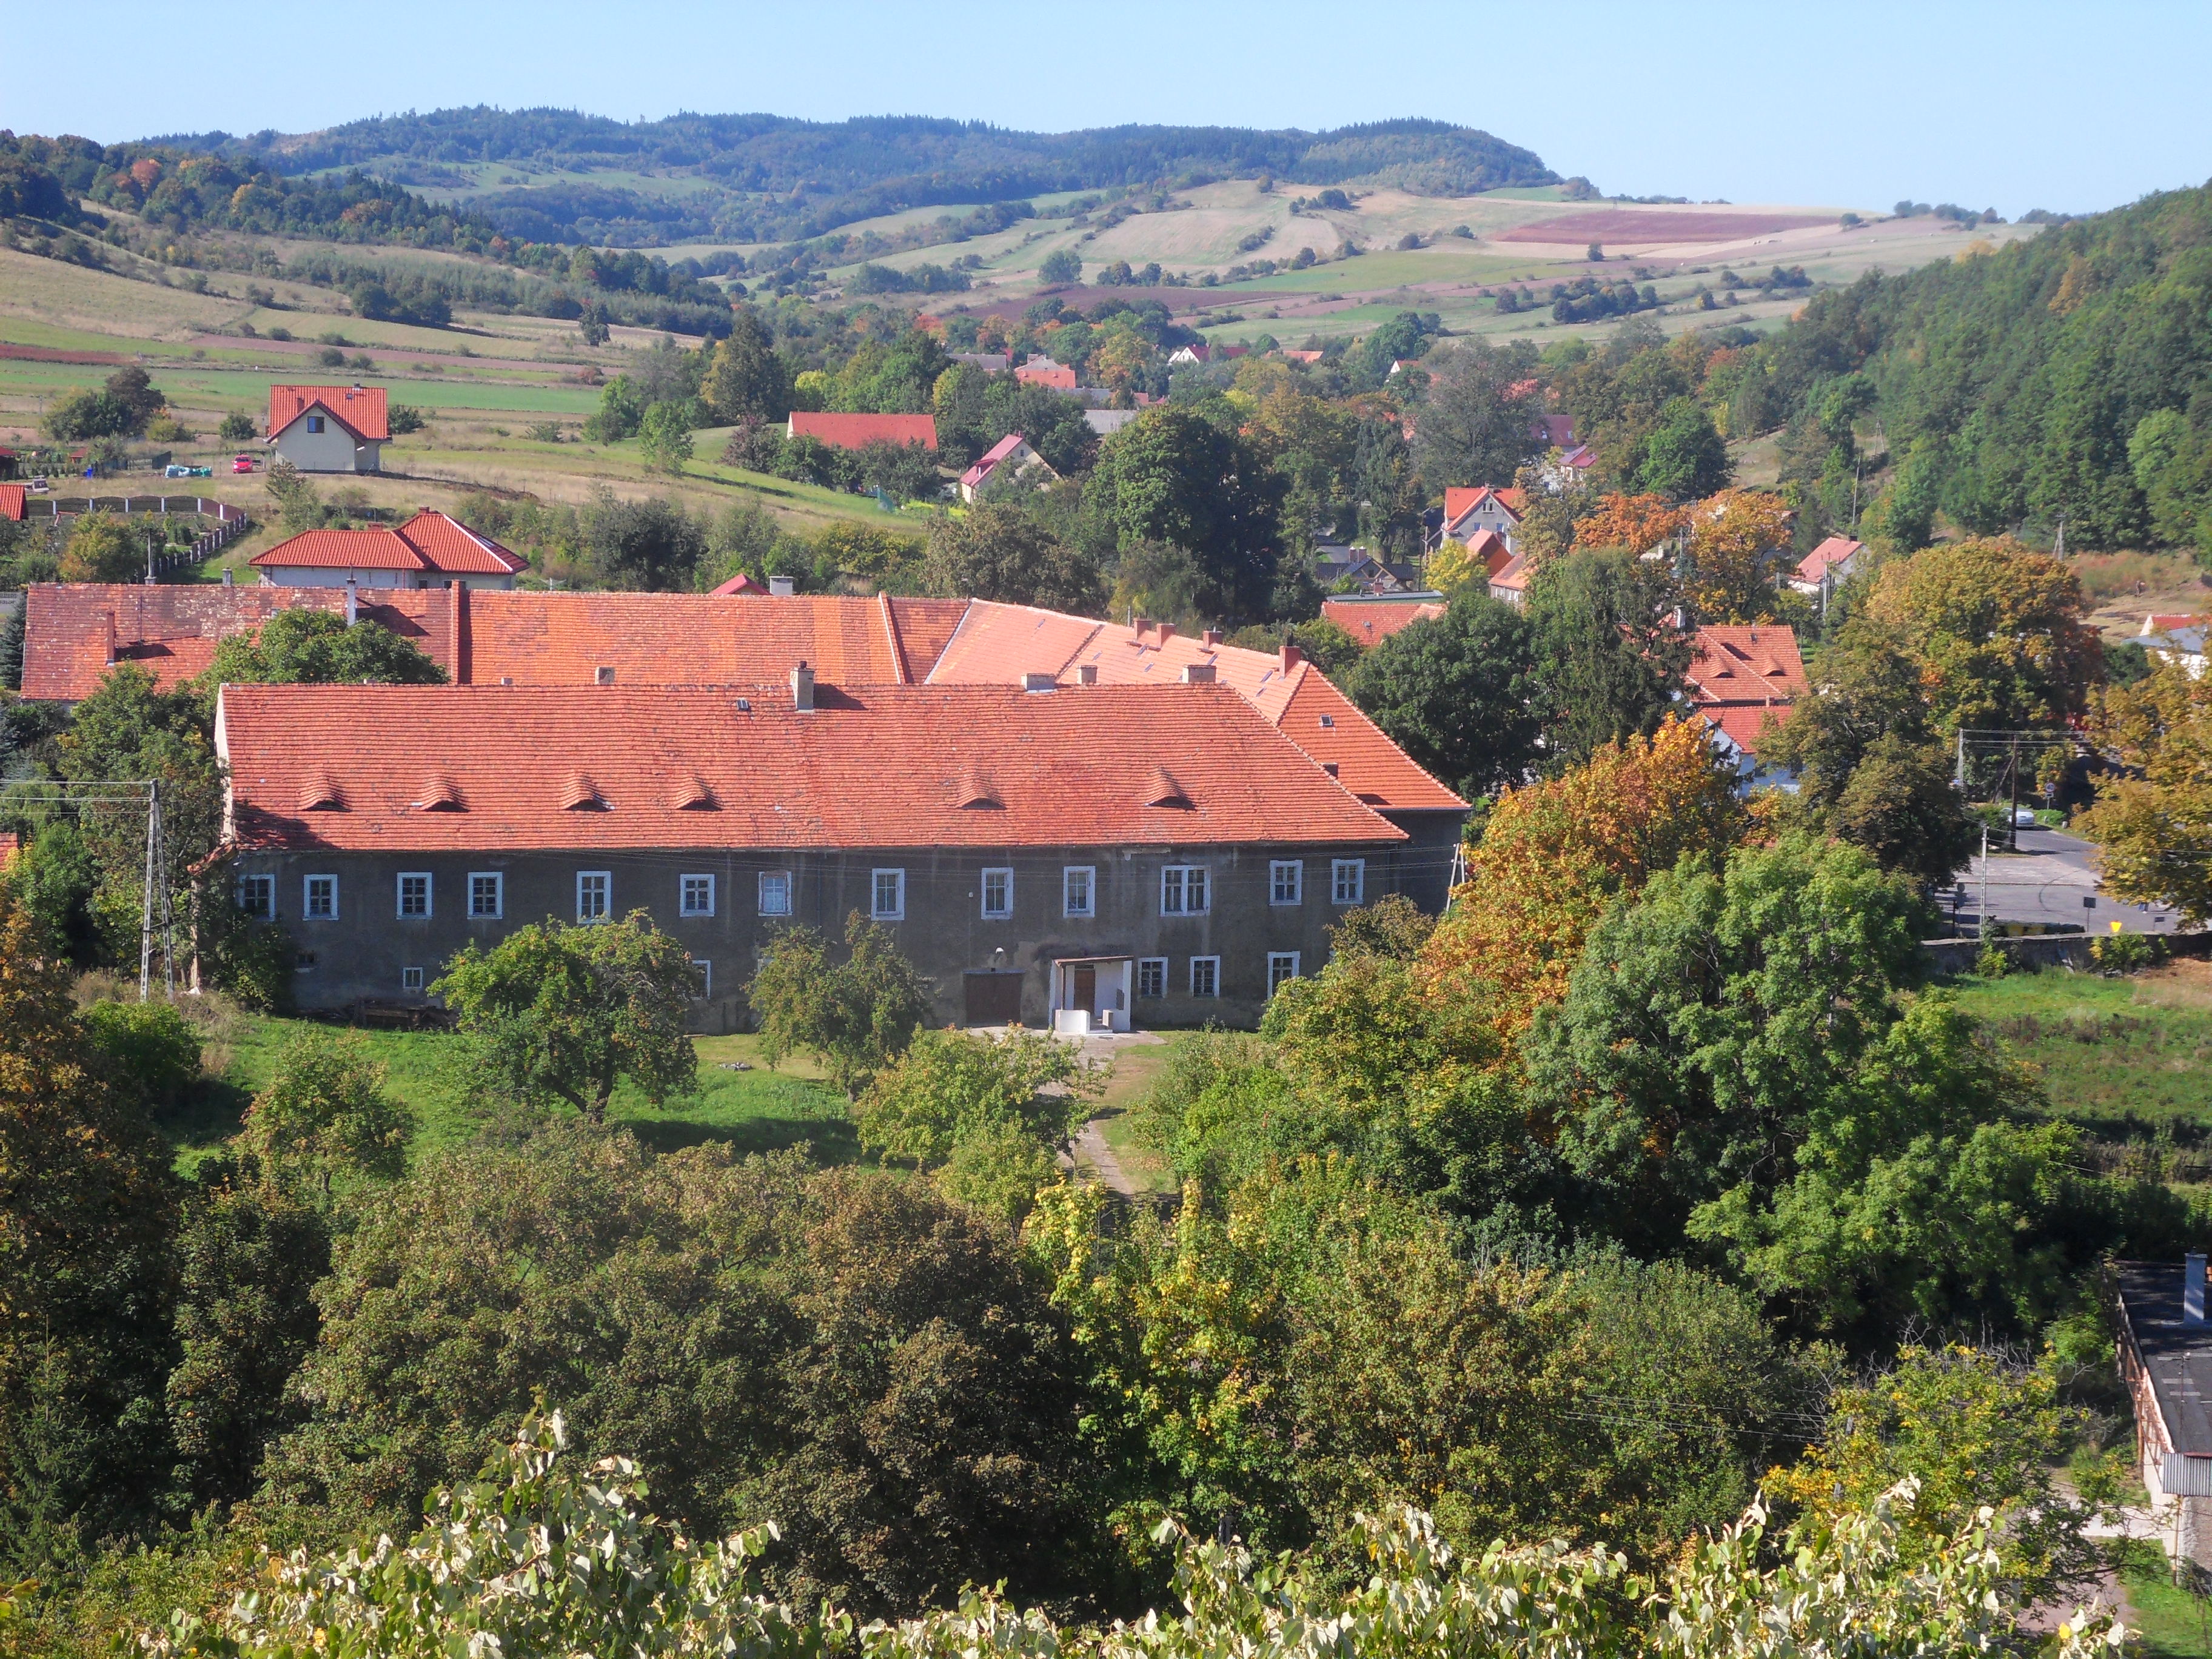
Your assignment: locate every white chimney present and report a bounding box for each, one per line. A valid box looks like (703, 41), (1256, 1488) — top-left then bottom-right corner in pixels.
(1182, 663), (1216, 684)
(2187, 1254), (2207, 1325)
(791, 660), (814, 711)
(1077, 664), (1098, 685)
(344, 576), (358, 626)
(768, 574), (796, 597)
(1022, 671), (1057, 692)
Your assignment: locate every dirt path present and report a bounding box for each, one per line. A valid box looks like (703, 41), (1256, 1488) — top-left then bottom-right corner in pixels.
(1073, 1115), (1139, 1197)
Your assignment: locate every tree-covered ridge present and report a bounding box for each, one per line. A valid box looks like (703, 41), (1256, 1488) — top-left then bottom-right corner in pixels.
(173, 112), (1556, 245)
(1757, 179), (2212, 552)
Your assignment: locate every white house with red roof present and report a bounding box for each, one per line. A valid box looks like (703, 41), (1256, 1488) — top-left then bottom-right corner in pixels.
(267, 385), (389, 473)
(249, 511), (528, 590)
(1790, 535), (1865, 598)
(1439, 486), (1523, 551)
(2142, 613), (2209, 679)
(959, 433), (1056, 503)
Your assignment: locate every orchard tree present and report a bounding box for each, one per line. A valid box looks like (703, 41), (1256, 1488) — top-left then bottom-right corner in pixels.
(748, 913), (929, 1098)
(57, 512), (145, 582)
(435, 912), (700, 1123)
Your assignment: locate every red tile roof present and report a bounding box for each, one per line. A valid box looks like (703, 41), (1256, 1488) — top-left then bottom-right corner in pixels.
(927, 602), (1464, 812)
(1684, 625), (1808, 756)
(268, 384), (389, 442)
(19, 583), (446, 701)
(788, 412), (937, 451)
(217, 683), (1406, 854)
(0, 484), (24, 521)
(1442, 486), (1522, 532)
(1013, 358), (1077, 390)
(250, 511), (526, 577)
(960, 432), (1031, 491)
(1321, 597), (1445, 645)
(1794, 535), (1863, 585)
(709, 572), (769, 595)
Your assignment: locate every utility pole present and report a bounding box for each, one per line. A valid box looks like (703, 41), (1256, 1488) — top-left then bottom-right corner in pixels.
(1979, 820), (1990, 941)
(137, 779), (170, 1001)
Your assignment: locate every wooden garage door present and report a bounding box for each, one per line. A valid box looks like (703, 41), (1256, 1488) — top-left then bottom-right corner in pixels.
(963, 970), (1024, 1027)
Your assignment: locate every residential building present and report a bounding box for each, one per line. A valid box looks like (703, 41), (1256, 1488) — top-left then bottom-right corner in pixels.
(709, 571), (771, 595)
(267, 385), (388, 473)
(1683, 624), (1810, 790)
(213, 679), (1412, 1031)
(1790, 535), (1865, 598)
(1312, 545), (1420, 592)
(958, 433), (1057, 502)
(1084, 409), (1140, 437)
(27, 588), (1467, 906)
(249, 511), (528, 590)
(2116, 1257), (2212, 1569)
(1486, 554), (1532, 607)
(948, 352), (1011, 373)
(2142, 614), (2209, 679)
(0, 483), (24, 521)
(786, 412), (939, 451)
(1529, 413), (1575, 450)
(1321, 594), (1447, 646)
(1438, 485), (1523, 551)
(1280, 349), (1324, 364)
(1013, 355), (1077, 390)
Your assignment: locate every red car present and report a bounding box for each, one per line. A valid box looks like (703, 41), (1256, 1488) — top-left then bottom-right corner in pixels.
(232, 454), (257, 474)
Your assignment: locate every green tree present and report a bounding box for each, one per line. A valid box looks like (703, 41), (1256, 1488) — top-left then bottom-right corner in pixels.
(1084, 408), (1286, 619)
(206, 609), (447, 687)
(580, 488), (708, 590)
(920, 504), (1104, 613)
(217, 411), (256, 443)
(240, 1025), (412, 1184)
(701, 309), (791, 423)
(638, 400), (697, 474)
(1826, 732), (1977, 891)
(581, 375), (646, 443)
(1632, 396), (1731, 498)
(748, 913), (928, 1098)
(1412, 336), (1543, 488)
(1347, 592), (1541, 798)
(1524, 549), (1692, 771)
(435, 911), (700, 1124)
(57, 512), (145, 582)
(1039, 247), (1082, 285)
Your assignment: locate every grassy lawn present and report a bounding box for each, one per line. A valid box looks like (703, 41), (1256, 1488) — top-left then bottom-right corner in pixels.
(1946, 958), (2212, 1137)
(159, 1013), (854, 1174)
(2116, 1541), (2212, 1655)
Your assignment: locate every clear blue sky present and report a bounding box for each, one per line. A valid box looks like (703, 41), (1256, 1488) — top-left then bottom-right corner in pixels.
(17, 0), (2210, 219)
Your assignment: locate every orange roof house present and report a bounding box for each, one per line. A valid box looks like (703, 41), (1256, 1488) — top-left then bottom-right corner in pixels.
(1440, 486), (1523, 549)
(266, 385), (390, 474)
(786, 412), (939, 451)
(0, 484), (25, 521)
(1791, 535), (1865, 595)
(249, 511), (528, 589)
(1013, 356), (1077, 390)
(1321, 595), (1447, 646)
(1684, 624), (1810, 786)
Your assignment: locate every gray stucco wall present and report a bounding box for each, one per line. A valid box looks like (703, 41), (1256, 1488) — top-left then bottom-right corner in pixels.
(227, 839), (1427, 1031)
(272, 419), (379, 474)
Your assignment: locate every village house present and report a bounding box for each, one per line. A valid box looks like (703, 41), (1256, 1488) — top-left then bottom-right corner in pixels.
(785, 412), (939, 451)
(213, 677), (1414, 1032)
(1789, 535), (1865, 600)
(267, 385), (389, 473)
(249, 510), (528, 590)
(2116, 1257), (2212, 1569)
(1321, 593), (1447, 646)
(1683, 623), (1810, 791)
(958, 432), (1056, 502)
(2142, 613), (2208, 679)
(24, 589), (1464, 908)
(1438, 485), (1523, 551)
(1013, 355), (1078, 390)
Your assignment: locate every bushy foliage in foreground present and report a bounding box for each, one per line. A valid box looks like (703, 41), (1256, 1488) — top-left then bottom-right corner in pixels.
(149, 1413), (2128, 1659)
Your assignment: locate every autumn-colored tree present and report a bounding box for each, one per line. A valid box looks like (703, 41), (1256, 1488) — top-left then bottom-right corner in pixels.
(1424, 537), (1483, 593)
(1862, 536), (2103, 734)
(1418, 716), (1749, 1040)
(2077, 660), (2212, 920)
(57, 512), (146, 583)
(1570, 492), (1687, 556)
(1684, 489), (1795, 622)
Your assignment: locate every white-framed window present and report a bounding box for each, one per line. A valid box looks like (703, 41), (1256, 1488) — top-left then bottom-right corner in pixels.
(871, 868), (905, 920)
(1136, 957), (1167, 998)
(304, 874), (338, 920)
(577, 871), (611, 922)
(1063, 865), (1095, 917)
(401, 966), (425, 992)
(759, 871), (793, 916)
(1332, 858), (1366, 905)
(692, 959), (712, 999)
(238, 873), (275, 918)
(680, 874), (716, 917)
(1270, 860), (1303, 905)
(980, 867), (1013, 919)
(1161, 864), (1209, 916)
(469, 872), (503, 919)
(1189, 956), (1219, 997)
(397, 872), (432, 918)
(1268, 952), (1301, 994)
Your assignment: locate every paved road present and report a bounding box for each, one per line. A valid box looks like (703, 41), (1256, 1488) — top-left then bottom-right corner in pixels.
(1935, 825), (2188, 937)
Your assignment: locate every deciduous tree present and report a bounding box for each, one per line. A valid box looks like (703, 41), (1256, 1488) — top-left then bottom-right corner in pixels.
(748, 913), (928, 1098)
(206, 609), (447, 687)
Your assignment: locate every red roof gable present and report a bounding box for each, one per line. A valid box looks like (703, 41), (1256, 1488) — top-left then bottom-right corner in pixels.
(0, 484), (24, 521)
(1794, 535), (1863, 585)
(216, 683), (1406, 854)
(788, 412), (938, 451)
(250, 512), (526, 577)
(710, 571), (769, 595)
(1442, 486), (1522, 532)
(268, 384), (389, 442)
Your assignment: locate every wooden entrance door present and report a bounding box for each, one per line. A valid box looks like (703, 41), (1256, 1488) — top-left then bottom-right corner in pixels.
(1073, 965), (1097, 1013)
(963, 971), (1022, 1026)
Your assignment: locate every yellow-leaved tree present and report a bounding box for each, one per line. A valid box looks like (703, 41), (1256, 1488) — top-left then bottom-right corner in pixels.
(2077, 658), (2212, 920)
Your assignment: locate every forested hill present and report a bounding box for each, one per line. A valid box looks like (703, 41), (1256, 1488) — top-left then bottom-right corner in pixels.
(1757, 179), (2212, 554)
(155, 112), (1557, 244)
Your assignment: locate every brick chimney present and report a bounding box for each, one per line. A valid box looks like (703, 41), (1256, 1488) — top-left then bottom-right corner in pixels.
(1202, 628), (1222, 646)
(447, 580), (470, 684)
(791, 660), (815, 711)
(1158, 623), (1176, 644)
(1281, 642), (1303, 672)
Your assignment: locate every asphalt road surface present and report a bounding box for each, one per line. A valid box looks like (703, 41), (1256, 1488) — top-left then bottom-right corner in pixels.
(1935, 825), (2187, 937)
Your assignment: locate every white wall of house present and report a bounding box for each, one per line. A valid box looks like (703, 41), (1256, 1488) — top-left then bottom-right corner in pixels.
(256, 568), (517, 591)
(273, 417), (380, 474)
